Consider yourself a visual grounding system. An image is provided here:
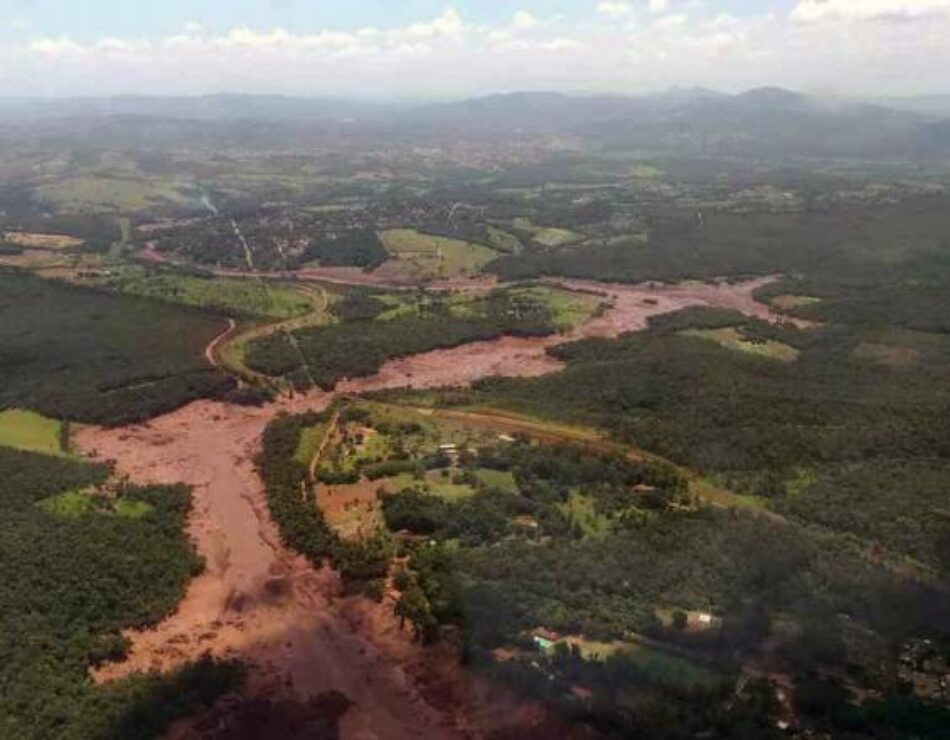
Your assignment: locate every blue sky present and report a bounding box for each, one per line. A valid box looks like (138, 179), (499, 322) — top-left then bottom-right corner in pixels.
(0, 1), (785, 40)
(0, 1), (947, 97)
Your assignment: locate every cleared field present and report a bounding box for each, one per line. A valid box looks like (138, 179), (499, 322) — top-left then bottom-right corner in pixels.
(377, 228), (497, 281)
(38, 489), (155, 519)
(506, 285), (602, 331)
(512, 217), (585, 248)
(36, 175), (191, 213)
(681, 327), (799, 362)
(294, 421), (328, 466)
(2, 231), (84, 249)
(79, 265), (315, 319)
(0, 410), (64, 456)
(770, 294), (821, 311)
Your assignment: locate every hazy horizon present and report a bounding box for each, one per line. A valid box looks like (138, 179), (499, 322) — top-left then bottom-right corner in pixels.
(2, 2), (950, 98)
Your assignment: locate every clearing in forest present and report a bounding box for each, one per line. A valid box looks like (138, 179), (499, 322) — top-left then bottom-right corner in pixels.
(0, 409), (65, 456)
(512, 217), (585, 248)
(2, 231), (85, 249)
(377, 228), (497, 281)
(681, 327), (799, 362)
(770, 294), (821, 311)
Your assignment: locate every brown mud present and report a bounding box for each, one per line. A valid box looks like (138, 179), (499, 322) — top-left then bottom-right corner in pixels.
(75, 275), (794, 739)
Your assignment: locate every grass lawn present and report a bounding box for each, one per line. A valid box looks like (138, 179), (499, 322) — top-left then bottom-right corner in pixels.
(681, 327), (799, 362)
(473, 468), (519, 494)
(0, 410), (64, 456)
(378, 228), (497, 280)
(549, 633), (722, 691)
(294, 422), (327, 466)
(385, 470), (477, 501)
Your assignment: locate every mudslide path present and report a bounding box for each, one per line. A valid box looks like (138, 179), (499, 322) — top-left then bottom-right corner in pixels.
(75, 276), (795, 739)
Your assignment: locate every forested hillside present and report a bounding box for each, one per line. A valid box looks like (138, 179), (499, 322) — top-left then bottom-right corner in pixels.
(0, 269), (234, 425)
(0, 446), (240, 739)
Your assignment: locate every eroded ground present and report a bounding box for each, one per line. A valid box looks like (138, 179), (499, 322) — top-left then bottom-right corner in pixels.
(75, 275), (792, 739)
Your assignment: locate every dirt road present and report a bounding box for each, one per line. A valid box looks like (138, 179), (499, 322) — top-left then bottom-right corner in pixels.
(75, 275), (794, 739)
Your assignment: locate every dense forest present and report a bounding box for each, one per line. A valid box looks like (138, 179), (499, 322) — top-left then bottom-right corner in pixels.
(489, 199), (950, 286)
(470, 306), (950, 573)
(377, 437), (950, 738)
(0, 269), (235, 425)
(0, 446), (240, 739)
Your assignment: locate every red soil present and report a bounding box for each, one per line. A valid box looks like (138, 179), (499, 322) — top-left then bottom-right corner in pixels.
(75, 275), (792, 738)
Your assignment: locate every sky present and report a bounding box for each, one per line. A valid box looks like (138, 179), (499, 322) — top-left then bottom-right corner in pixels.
(0, 0), (948, 98)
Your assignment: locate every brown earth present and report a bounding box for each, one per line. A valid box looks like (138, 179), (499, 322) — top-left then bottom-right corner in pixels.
(75, 275), (793, 739)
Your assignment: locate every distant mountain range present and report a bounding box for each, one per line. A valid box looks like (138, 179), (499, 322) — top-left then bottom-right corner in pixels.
(1, 87), (948, 160)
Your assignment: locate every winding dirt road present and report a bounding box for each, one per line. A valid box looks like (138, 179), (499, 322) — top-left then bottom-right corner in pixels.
(75, 275), (795, 739)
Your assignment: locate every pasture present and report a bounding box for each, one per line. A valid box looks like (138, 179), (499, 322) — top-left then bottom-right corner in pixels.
(512, 217), (585, 248)
(2, 231), (84, 249)
(377, 228), (497, 281)
(0, 409), (64, 456)
(681, 327), (799, 362)
(80, 265), (316, 319)
(36, 175), (192, 213)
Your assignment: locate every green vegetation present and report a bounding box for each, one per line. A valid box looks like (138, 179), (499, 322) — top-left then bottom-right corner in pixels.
(245, 288), (562, 390)
(36, 175), (190, 213)
(681, 326), (799, 362)
(38, 489), (155, 520)
(0, 409), (65, 455)
(257, 411), (391, 585)
(378, 228), (497, 280)
(86, 264), (315, 319)
(511, 217), (585, 248)
(492, 202), (950, 285)
(0, 445), (238, 739)
(0, 269), (235, 425)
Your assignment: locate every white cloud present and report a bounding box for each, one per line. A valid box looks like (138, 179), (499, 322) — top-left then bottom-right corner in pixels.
(511, 11), (540, 30)
(792, 0), (950, 22)
(183, 21), (204, 34)
(597, 2), (633, 17)
(649, 0), (671, 14)
(5, 5), (950, 97)
(28, 36), (84, 56)
(653, 13), (688, 27)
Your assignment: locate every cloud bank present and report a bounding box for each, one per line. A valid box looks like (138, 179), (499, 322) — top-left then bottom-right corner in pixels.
(2, 3), (949, 97)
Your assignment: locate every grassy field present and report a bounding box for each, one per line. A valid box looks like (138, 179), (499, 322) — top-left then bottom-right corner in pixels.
(512, 217), (585, 248)
(770, 293), (822, 311)
(81, 265), (316, 319)
(39, 489), (156, 520)
(36, 175), (192, 213)
(681, 327), (800, 362)
(2, 231), (85, 249)
(374, 284), (600, 332)
(377, 228), (497, 281)
(506, 285), (602, 331)
(0, 409), (64, 456)
(294, 421), (328, 466)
